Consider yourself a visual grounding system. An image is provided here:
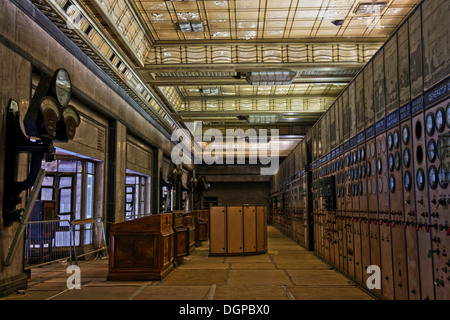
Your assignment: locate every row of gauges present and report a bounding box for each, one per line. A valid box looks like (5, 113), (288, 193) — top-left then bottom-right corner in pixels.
(425, 105), (450, 136)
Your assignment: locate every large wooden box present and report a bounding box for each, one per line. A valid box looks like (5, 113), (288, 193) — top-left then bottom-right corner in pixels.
(107, 214), (174, 281)
(209, 205), (267, 256)
(182, 213), (196, 254)
(172, 211), (189, 263)
(194, 210), (209, 243)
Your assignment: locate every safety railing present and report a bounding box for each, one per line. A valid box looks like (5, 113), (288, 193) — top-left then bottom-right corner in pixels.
(24, 217), (108, 270)
(70, 217), (108, 264)
(24, 219), (74, 270)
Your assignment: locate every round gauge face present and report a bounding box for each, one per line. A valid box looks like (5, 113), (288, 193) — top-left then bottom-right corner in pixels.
(39, 96), (60, 135)
(389, 175), (395, 193)
(426, 113), (435, 136)
(404, 171), (412, 191)
(52, 69), (72, 108)
(388, 134), (393, 151)
(438, 166), (448, 189)
(388, 154), (394, 172)
(393, 130), (399, 149)
(366, 162), (371, 177)
(62, 106), (80, 140)
(428, 166), (438, 189)
(346, 156), (350, 167)
(446, 104), (450, 128)
(357, 149), (361, 162)
(402, 126), (410, 144)
(377, 158), (382, 174)
(358, 165), (362, 179)
(361, 147), (366, 161)
(417, 168), (425, 191)
(427, 139), (437, 162)
(403, 148), (411, 168)
(395, 152), (401, 171)
(359, 182), (363, 196)
(435, 108), (445, 132)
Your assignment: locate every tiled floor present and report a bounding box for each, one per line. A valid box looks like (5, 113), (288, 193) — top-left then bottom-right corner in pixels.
(2, 225), (374, 300)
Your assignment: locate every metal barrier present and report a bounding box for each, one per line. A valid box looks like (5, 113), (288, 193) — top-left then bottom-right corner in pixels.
(24, 219), (74, 270)
(70, 217), (108, 265)
(24, 217), (108, 270)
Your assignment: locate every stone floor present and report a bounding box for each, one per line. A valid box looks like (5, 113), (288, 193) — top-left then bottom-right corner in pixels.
(1, 225), (374, 301)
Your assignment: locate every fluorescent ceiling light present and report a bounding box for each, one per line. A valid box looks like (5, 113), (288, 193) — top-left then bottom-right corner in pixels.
(246, 71), (296, 86)
(354, 2), (388, 15)
(202, 87), (220, 95)
(178, 21), (204, 33)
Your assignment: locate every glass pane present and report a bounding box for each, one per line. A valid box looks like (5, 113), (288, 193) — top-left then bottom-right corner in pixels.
(59, 176), (73, 188)
(58, 161), (77, 172)
(126, 175), (136, 184)
(59, 189), (72, 213)
(41, 187), (54, 201)
(85, 174), (94, 219)
(42, 176), (54, 186)
(42, 160), (57, 172)
(76, 173), (82, 220)
(87, 162), (95, 174)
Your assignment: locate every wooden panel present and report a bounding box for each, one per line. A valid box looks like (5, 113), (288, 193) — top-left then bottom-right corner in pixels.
(210, 206), (226, 254)
(256, 206), (267, 253)
(243, 206), (256, 253)
(227, 206), (243, 254)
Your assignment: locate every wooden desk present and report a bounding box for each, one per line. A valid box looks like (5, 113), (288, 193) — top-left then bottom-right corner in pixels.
(107, 214), (174, 281)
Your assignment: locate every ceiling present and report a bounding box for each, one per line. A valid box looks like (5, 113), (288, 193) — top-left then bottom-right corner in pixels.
(33, 0), (421, 158)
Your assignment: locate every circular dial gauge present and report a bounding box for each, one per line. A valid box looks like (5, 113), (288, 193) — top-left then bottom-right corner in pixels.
(393, 130), (399, 149)
(403, 148), (411, 168)
(388, 154), (394, 172)
(446, 104), (450, 128)
(388, 133), (393, 151)
(404, 171), (412, 191)
(417, 168), (425, 191)
(377, 158), (382, 174)
(366, 162), (371, 177)
(427, 139), (437, 162)
(426, 113), (435, 136)
(39, 96), (60, 135)
(395, 152), (401, 171)
(435, 108), (445, 132)
(361, 147), (366, 161)
(428, 166), (438, 189)
(403, 126), (410, 144)
(389, 175), (395, 193)
(438, 166), (448, 189)
(52, 69), (72, 108)
(62, 106), (80, 140)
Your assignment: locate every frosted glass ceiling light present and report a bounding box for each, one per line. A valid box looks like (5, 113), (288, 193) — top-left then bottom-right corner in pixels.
(246, 71), (296, 85)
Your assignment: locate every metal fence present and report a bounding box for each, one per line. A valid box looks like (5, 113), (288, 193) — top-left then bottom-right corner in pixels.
(24, 217), (108, 270)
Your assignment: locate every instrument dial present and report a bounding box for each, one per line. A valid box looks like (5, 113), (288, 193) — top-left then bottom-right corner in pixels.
(402, 126), (410, 144)
(428, 166), (438, 189)
(426, 113), (435, 136)
(403, 148), (411, 168)
(417, 168), (425, 191)
(389, 175), (395, 193)
(435, 108), (445, 132)
(393, 130), (399, 149)
(427, 139), (437, 162)
(404, 171), (412, 191)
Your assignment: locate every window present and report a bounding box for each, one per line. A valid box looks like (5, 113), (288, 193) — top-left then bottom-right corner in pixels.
(39, 158), (98, 246)
(125, 172), (149, 220)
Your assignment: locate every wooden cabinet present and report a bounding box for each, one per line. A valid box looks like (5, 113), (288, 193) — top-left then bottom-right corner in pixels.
(172, 211), (188, 263)
(182, 213), (196, 254)
(210, 206), (226, 254)
(209, 205), (267, 256)
(107, 214), (174, 281)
